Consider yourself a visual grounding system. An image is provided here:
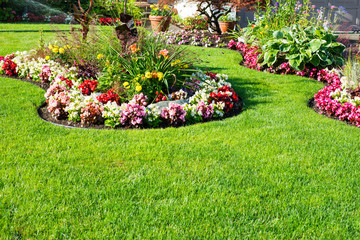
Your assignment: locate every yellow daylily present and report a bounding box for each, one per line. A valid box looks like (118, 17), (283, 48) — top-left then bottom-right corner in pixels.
(145, 71), (152, 78)
(157, 72), (164, 81)
(59, 48), (65, 54)
(136, 85), (142, 92)
(45, 56), (50, 60)
(123, 82), (130, 89)
(97, 54), (104, 60)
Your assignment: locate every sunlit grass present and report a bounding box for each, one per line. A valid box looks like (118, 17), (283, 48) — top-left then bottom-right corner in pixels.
(1, 23), (360, 238)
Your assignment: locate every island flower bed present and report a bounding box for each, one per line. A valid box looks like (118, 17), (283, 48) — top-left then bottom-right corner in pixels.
(0, 35), (241, 129)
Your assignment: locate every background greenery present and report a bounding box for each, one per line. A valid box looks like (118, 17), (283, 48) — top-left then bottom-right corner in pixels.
(1, 23), (360, 238)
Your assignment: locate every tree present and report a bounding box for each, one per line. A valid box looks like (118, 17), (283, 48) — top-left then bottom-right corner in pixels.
(194, 0), (238, 34)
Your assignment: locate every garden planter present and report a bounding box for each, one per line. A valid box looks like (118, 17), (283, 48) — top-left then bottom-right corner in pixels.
(149, 15), (171, 33)
(219, 21), (235, 34)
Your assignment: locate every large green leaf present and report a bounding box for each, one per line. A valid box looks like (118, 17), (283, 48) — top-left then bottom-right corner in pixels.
(334, 56), (345, 67)
(280, 43), (291, 52)
(273, 31), (284, 39)
(310, 54), (320, 66)
(309, 39), (325, 52)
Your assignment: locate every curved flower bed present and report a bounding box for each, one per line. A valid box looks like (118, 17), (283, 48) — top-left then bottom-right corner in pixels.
(227, 40), (360, 128)
(0, 51), (242, 129)
(314, 71), (360, 127)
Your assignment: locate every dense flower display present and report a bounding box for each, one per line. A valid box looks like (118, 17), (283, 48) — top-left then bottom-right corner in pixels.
(1, 50), (241, 129)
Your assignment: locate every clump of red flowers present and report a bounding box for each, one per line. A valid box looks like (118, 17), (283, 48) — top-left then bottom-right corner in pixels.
(155, 91), (167, 102)
(79, 79), (97, 95)
(205, 71), (218, 81)
(209, 85), (239, 112)
(60, 76), (73, 89)
(97, 89), (120, 105)
(2, 59), (18, 76)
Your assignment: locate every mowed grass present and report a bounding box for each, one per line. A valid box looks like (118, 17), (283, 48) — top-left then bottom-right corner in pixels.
(1, 23), (360, 238)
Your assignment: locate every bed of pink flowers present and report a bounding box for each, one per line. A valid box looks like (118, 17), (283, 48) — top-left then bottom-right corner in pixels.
(314, 70), (360, 127)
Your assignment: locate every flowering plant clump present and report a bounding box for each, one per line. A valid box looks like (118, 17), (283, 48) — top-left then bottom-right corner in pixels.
(209, 85), (239, 112)
(80, 102), (104, 126)
(150, 4), (172, 16)
(161, 103), (186, 126)
(39, 65), (52, 83)
(120, 102), (147, 128)
(158, 30), (228, 48)
(97, 89), (120, 105)
(130, 93), (148, 106)
(2, 58), (18, 76)
(79, 79), (98, 95)
(47, 91), (71, 119)
(196, 101), (214, 120)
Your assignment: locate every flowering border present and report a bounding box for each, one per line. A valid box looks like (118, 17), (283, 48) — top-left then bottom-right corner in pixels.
(1, 51), (243, 130)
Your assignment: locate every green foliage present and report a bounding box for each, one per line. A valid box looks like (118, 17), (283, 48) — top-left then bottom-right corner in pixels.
(96, 0), (143, 20)
(341, 54), (360, 90)
(218, 13), (237, 22)
(258, 24), (345, 71)
(0, 7), (15, 21)
(180, 15), (208, 30)
(111, 33), (196, 101)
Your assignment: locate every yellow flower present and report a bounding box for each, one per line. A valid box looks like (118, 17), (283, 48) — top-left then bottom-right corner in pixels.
(171, 59), (180, 66)
(123, 82), (130, 89)
(134, 77), (139, 81)
(157, 72), (164, 81)
(45, 56), (50, 60)
(52, 48), (59, 54)
(136, 85), (142, 92)
(105, 60), (110, 67)
(59, 48), (65, 54)
(154, 8), (158, 11)
(64, 45), (71, 49)
(182, 64), (189, 69)
(97, 54), (104, 60)
(48, 44), (54, 50)
(150, 4), (154, 8)
(164, 5), (170, 10)
(145, 71), (152, 78)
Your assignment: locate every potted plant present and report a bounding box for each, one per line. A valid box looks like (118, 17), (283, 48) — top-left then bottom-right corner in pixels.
(218, 13), (237, 34)
(149, 4), (172, 33)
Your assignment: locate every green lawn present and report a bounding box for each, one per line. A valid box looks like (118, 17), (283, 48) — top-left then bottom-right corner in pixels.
(1, 23), (360, 238)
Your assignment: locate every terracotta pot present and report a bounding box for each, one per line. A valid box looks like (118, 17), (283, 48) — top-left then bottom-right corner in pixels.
(149, 15), (171, 33)
(219, 21), (235, 34)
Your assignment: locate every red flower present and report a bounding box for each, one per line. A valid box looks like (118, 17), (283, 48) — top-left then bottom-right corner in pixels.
(79, 79), (98, 95)
(97, 89), (120, 105)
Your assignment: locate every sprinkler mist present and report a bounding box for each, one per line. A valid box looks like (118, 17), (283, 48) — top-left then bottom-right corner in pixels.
(23, 0), (67, 15)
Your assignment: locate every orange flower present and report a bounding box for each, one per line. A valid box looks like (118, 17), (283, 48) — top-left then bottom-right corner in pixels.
(159, 49), (169, 57)
(129, 44), (139, 54)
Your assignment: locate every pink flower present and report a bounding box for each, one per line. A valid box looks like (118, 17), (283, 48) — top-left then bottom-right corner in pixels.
(159, 49), (169, 57)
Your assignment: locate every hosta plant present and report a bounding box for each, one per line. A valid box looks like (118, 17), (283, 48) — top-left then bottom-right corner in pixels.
(258, 24), (345, 71)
